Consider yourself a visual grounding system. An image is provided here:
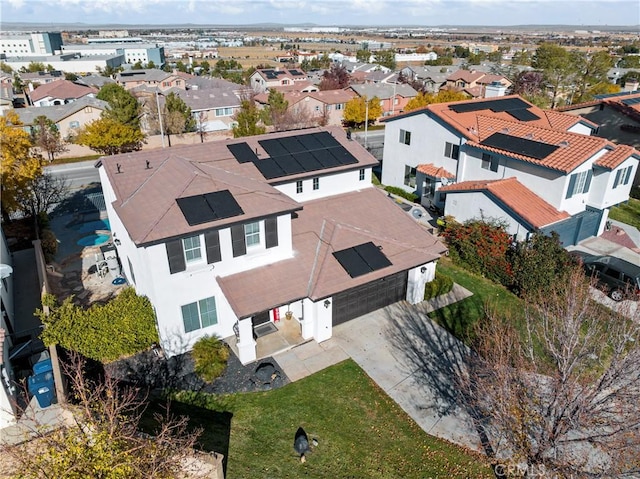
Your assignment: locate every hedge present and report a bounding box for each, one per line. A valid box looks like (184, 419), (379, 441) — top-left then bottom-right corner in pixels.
(424, 272), (454, 300)
(383, 186), (419, 202)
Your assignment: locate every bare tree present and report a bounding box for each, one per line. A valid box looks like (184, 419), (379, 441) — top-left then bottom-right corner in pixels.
(15, 171), (69, 219)
(31, 115), (68, 162)
(4, 352), (206, 479)
(467, 268), (640, 477)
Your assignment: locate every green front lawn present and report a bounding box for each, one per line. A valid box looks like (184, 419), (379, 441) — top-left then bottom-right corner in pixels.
(608, 198), (640, 229)
(49, 154), (102, 165)
(169, 360), (491, 479)
(429, 258), (523, 340)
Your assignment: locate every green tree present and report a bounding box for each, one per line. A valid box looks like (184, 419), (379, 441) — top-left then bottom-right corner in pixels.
(618, 55), (640, 69)
(162, 92), (196, 147)
(532, 43), (577, 108)
(199, 60), (210, 74)
(75, 117), (145, 155)
(131, 60), (144, 70)
(356, 49), (371, 63)
(262, 89), (289, 130)
(373, 49), (396, 70)
(64, 72), (78, 81)
(175, 60), (189, 73)
(232, 99), (266, 138)
(30, 115), (68, 162)
(572, 50), (614, 103)
(147, 60), (156, 69)
(23, 61), (46, 72)
(511, 48), (532, 65)
(96, 83), (141, 128)
(0, 111), (43, 220)
(0, 62), (13, 73)
(97, 64), (123, 78)
(342, 96), (383, 128)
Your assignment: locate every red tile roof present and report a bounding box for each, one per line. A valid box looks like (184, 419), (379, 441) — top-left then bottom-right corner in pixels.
(595, 144), (639, 170)
(29, 80), (97, 102)
(218, 187), (447, 318)
(544, 109), (598, 131)
(439, 177), (570, 229)
(417, 163), (455, 179)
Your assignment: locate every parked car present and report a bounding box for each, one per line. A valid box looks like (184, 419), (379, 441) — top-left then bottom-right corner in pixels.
(570, 251), (640, 301)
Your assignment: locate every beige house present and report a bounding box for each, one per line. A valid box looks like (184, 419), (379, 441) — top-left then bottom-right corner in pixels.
(116, 69), (187, 91)
(249, 67), (308, 93)
(13, 97), (109, 140)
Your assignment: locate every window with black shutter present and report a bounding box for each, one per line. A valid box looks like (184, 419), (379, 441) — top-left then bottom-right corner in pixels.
(265, 217), (278, 249)
(166, 239), (186, 274)
(205, 230), (222, 263)
(231, 224), (246, 257)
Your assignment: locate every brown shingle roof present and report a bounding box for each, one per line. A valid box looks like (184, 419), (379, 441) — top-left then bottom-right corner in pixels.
(440, 177), (570, 229)
(218, 187), (447, 318)
(29, 80), (97, 102)
(102, 126), (378, 245)
(417, 163), (455, 179)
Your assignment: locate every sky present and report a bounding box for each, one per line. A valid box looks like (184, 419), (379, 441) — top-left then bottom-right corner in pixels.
(2, 0), (639, 27)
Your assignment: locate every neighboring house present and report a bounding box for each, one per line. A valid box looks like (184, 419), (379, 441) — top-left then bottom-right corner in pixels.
(20, 70), (65, 86)
(27, 80), (97, 107)
(0, 85), (15, 115)
(381, 95), (639, 246)
(347, 83), (418, 117)
(363, 70), (397, 84)
(345, 62), (391, 75)
(254, 89), (356, 127)
(12, 97), (109, 140)
(75, 74), (116, 89)
(0, 228), (18, 429)
(249, 68), (308, 93)
(444, 70), (512, 98)
(116, 69), (186, 91)
(399, 65), (452, 93)
(98, 126), (447, 364)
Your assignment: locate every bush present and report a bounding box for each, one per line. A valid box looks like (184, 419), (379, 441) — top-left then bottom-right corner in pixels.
(192, 335), (229, 382)
(40, 228), (58, 262)
(383, 186), (419, 202)
(630, 186), (640, 200)
(38, 288), (159, 362)
(424, 272), (454, 300)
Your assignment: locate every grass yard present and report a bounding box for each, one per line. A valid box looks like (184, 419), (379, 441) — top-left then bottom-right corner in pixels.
(608, 197), (640, 229)
(50, 154), (102, 165)
(429, 258), (523, 340)
(168, 360), (492, 479)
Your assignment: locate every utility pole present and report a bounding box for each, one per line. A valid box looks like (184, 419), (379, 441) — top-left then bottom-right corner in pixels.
(155, 90), (165, 148)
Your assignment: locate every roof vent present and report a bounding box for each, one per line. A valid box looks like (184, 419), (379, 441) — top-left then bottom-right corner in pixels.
(116, 163), (122, 173)
(525, 133), (534, 139)
(145, 160), (151, 169)
(501, 128), (509, 134)
(559, 140), (570, 148)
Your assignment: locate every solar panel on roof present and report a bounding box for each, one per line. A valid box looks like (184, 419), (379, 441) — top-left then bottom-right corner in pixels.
(622, 97), (640, 106)
(259, 138), (289, 158)
(279, 136), (307, 154)
(296, 133), (325, 151)
(333, 242), (392, 278)
(204, 191), (244, 220)
(228, 142), (259, 163)
(296, 151), (323, 171)
(254, 158), (286, 179)
(274, 154), (306, 175)
(450, 97), (530, 113)
(314, 131), (341, 148)
(481, 132), (559, 160)
(177, 190), (243, 226)
(508, 108), (540, 122)
(312, 148), (341, 168)
(330, 147), (359, 165)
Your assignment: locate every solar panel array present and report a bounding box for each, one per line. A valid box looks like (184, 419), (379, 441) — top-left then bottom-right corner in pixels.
(507, 108), (540, 122)
(176, 190), (244, 226)
(622, 97), (640, 107)
(261, 69), (284, 80)
(481, 132), (559, 161)
(333, 242), (392, 278)
(227, 131), (359, 180)
(449, 97), (531, 113)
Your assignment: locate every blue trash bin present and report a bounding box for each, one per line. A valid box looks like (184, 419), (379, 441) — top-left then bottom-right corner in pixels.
(33, 358), (53, 375)
(28, 371), (56, 408)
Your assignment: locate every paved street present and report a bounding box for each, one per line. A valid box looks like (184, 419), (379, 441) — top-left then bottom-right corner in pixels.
(45, 160), (101, 191)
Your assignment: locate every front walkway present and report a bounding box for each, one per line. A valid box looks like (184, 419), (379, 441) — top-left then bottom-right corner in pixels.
(273, 284), (480, 451)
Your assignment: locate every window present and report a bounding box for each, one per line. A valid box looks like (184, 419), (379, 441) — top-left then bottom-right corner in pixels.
(566, 170), (593, 199)
(245, 222), (260, 248)
(181, 296), (218, 333)
(481, 153), (498, 172)
(182, 236), (202, 263)
(326, 104), (332, 111)
(296, 180), (303, 194)
(69, 121), (80, 129)
(613, 166), (633, 188)
(399, 129), (411, 145)
(404, 165), (416, 188)
(336, 103), (343, 110)
(359, 168), (365, 181)
(444, 142), (460, 159)
(313, 177), (319, 190)
(215, 107), (233, 117)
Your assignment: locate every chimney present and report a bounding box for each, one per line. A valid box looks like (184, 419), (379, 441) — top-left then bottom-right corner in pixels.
(484, 81), (506, 98)
(623, 80), (639, 93)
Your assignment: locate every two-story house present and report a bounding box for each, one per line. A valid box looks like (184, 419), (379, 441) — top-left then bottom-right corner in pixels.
(347, 83), (418, 118)
(98, 126), (447, 364)
(381, 95), (639, 246)
(116, 69), (186, 91)
(444, 70), (512, 98)
(249, 68), (308, 93)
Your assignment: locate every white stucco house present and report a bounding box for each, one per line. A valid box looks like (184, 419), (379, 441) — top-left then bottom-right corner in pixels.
(98, 126), (447, 364)
(381, 95), (639, 245)
(0, 229), (18, 429)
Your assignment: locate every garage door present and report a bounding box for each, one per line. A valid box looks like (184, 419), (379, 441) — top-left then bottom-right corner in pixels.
(332, 271), (408, 326)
